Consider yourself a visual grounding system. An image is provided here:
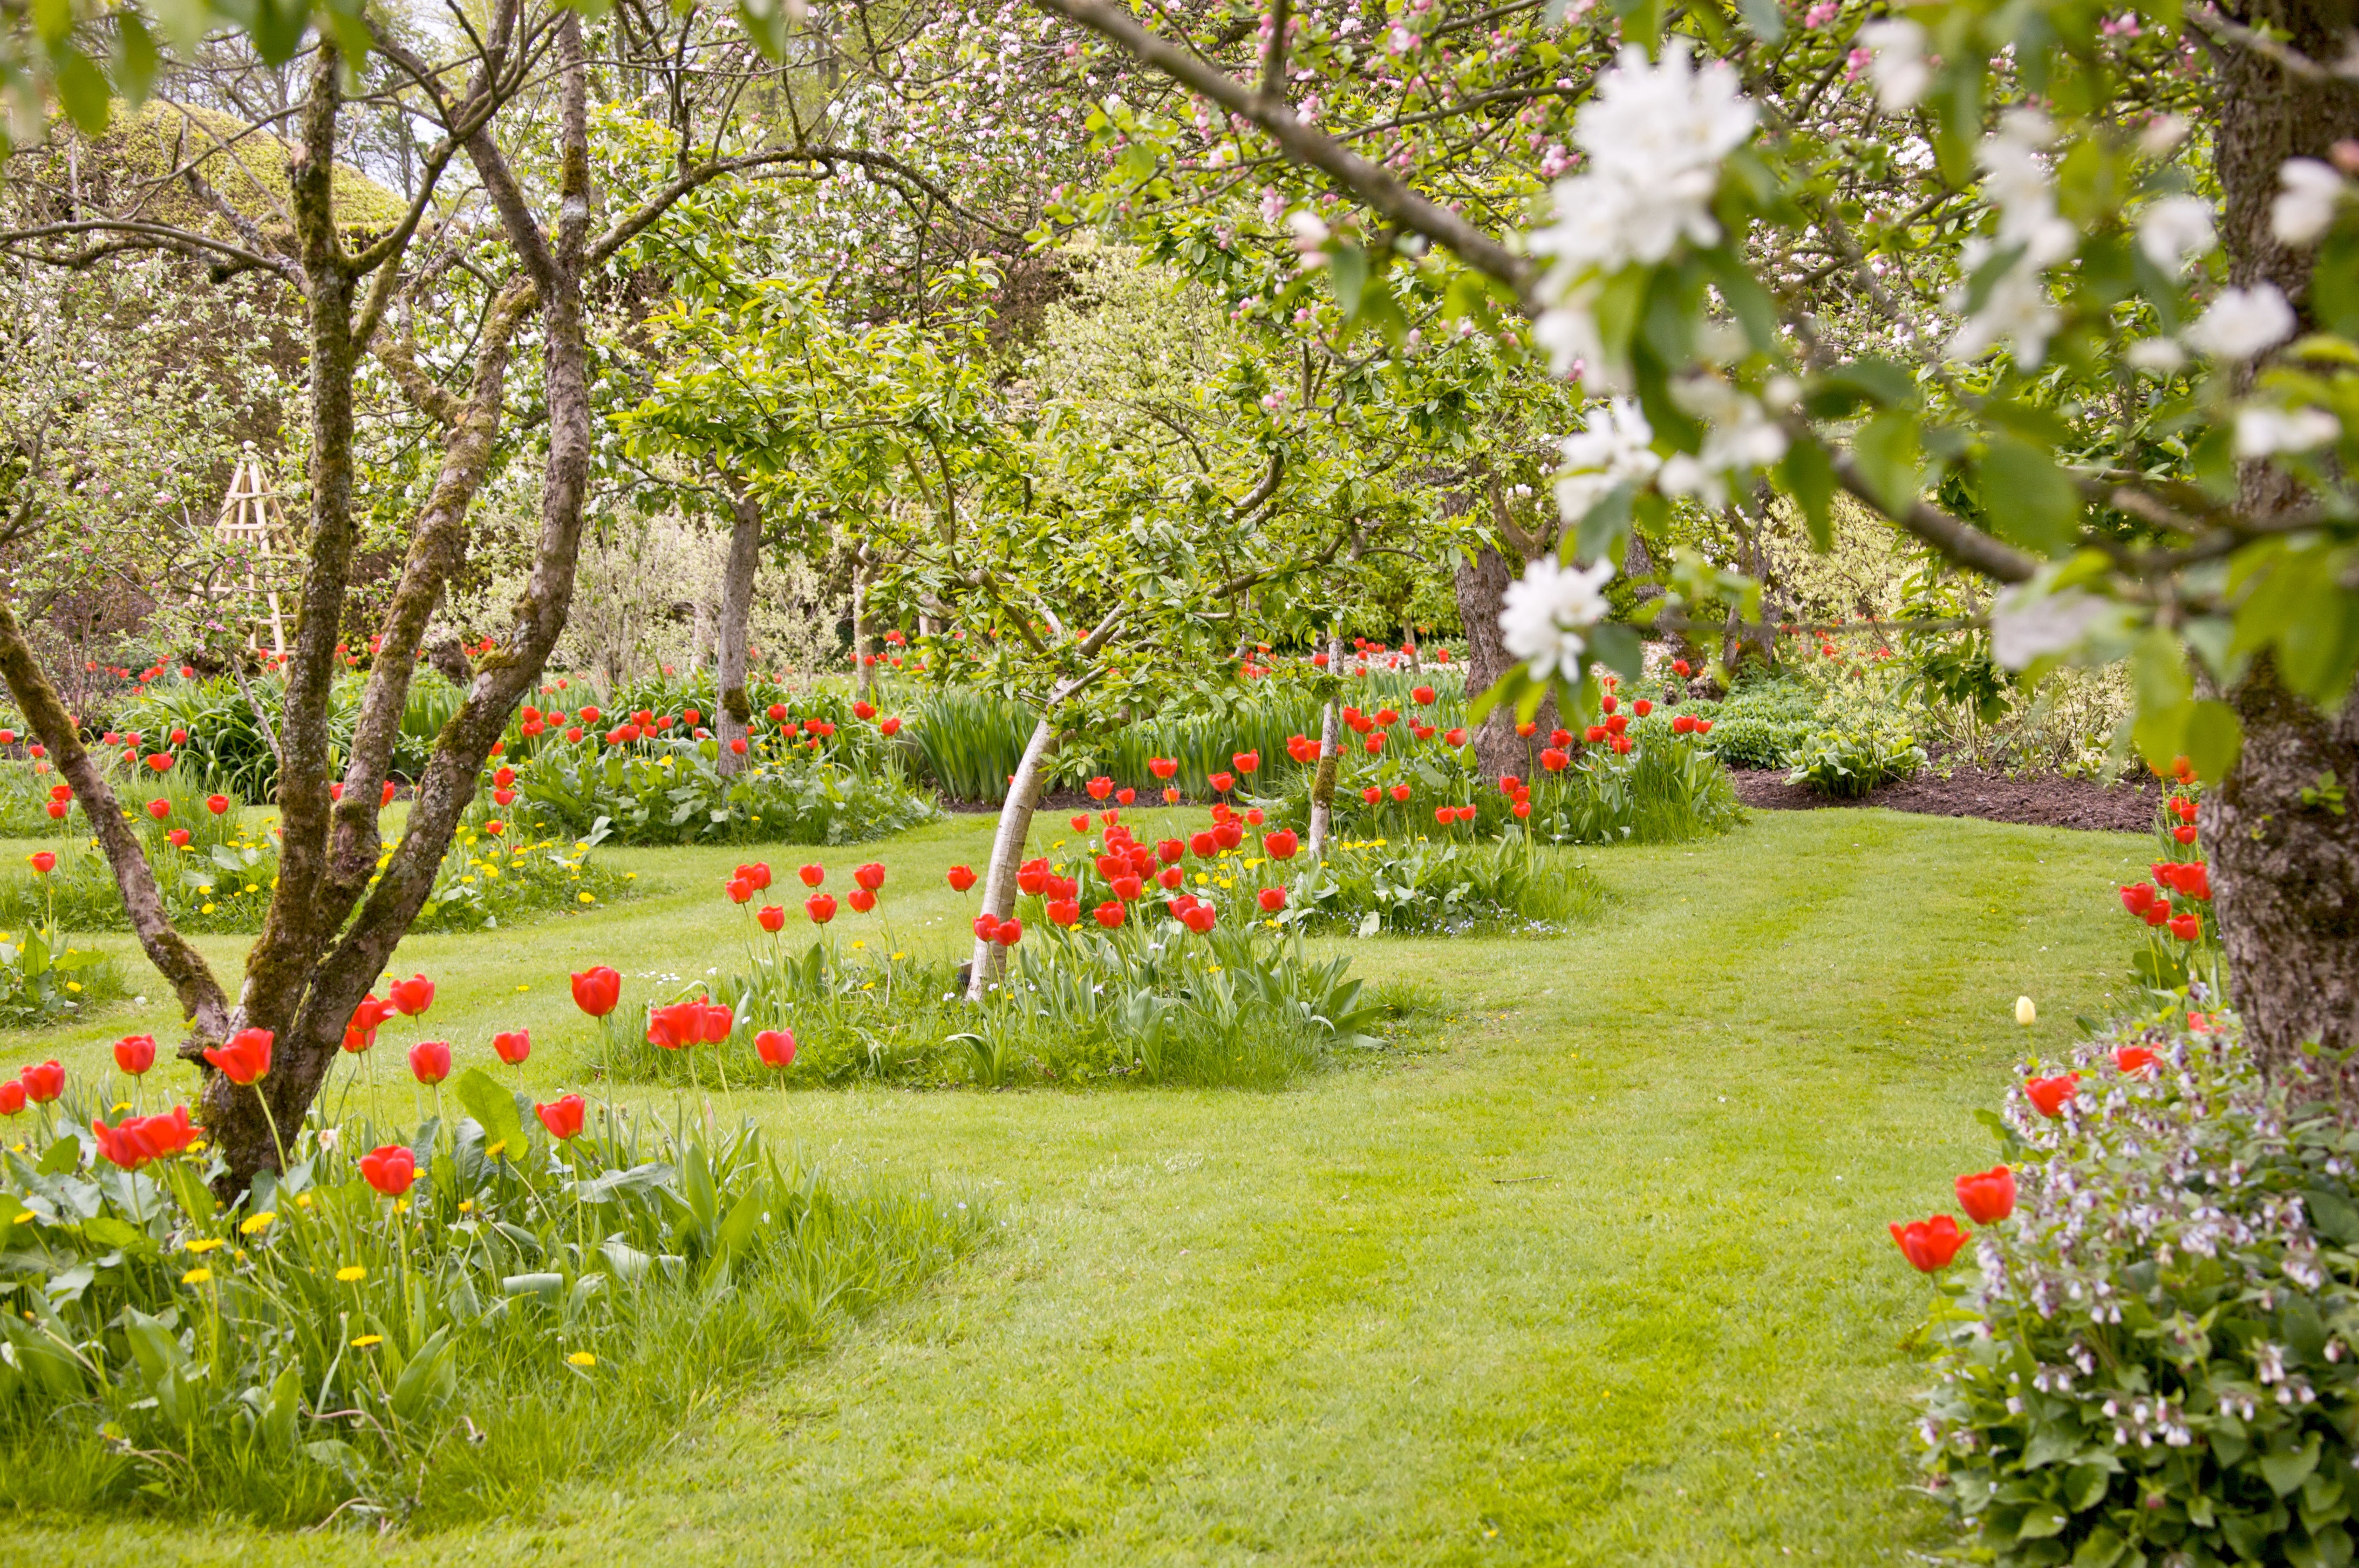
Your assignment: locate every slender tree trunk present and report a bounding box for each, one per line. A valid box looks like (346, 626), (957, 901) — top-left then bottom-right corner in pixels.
(966, 714), (1060, 999)
(2204, 0), (2359, 1076)
(849, 556), (876, 703)
(714, 479), (762, 775)
(1308, 631), (1342, 858)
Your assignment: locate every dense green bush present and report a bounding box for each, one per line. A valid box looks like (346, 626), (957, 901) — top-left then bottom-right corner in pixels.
(1912, 1015), (2359, 1565)
(1283, 837), (1607, 935)
(479, 736), (935, 847)
(1683, 677), (1823, 769)
(0, 1080), (985, 1525)
(1786, 724), (1927, 797)
(0, 922), (121, 1025)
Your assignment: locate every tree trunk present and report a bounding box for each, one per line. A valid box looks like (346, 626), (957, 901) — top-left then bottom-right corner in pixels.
(1454, 546), (1556, 783)
(714, 480), (762, 776)
(2205, 0), (2359, 1076)
(965, 714), (1061, 999)
(2204, 659), (2359, 1072)
(850, 556), (876, 704)
(1308, 631), (1342, 858)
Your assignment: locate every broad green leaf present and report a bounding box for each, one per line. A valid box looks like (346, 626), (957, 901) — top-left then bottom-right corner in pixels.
(2182, 700), (2244, 786)
(454, 1067), (527, 1156)
(388, 1325), (458, 1422)
(1782, 441), (1836, 550)
(1978, 432), (2081, 556)
(1851, 411), (1924, 516)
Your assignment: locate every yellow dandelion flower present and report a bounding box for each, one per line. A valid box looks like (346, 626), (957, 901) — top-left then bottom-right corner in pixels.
(336, 1265), (366, 1283)
(1194, 873), (1209, 886)
(185, 1237), (223, 1252)
(240, 1211), (276, 1235)
(295, 1193), (312, 1209)
(351, 1334), (384, 1348)
(182, 1267), (213, 1284)
(10, 1210), (36, 1225)
(458, 1198), (476, 1213)
(64, 981), (80, 992)
(891, 951), (908, 961)
(851, 939), (865, 950)
(578, 892), (596, 904)
(201, 903), (217, 914)
(567, 1351), (597, 1367)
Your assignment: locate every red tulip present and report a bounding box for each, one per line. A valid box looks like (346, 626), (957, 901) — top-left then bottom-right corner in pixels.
(1093, 900), (1126, 928)
(2169, 912), (2201, 940)
(1087, 775), (1115, 800)
(973, 914), (1002, 943)
(766, 703), (787, 722)
(995, 918), (1024, 946)
(2113, 1046), (2158, 1075)
(1673, 659), (1692, 677)
(360, 1144), (417, 1197)
(1116, 786), (1135, 805)
(742, 863), (774, 891)
(2118, 883), (2155, 915)
(1954, 1166), (2015, 1225)
(756, 1029), (798, 1069)
(0, 1081), (22, 1116)
(1148, 757), (1178, 780)
(114, 1034), (156, 1075)
(947, 865), (978, 892)
(1110, 875), (1143, 902)
(799, 864), (824, 888)
(881, 717), (903, 738)
(645, 1002), (701, 1049)
(1512, 801), (1532, 819)
(854, 863), (885, 892)
(2025, 1073), (2080, 1119)
(1257, 887), (1287, 912)
(19, 1059), (65, 1102)
(2142, 899), (2170, 927)
(1233, 751), (1260, 774)
(43, 802), (63, 820)
(380, 780), (398, 807)
(1890, 1215), (1971, 1271)
(145, 799), (171, 820)
(1208, 771), (1235, 794)
(1433, 806), (1455, 827)
(493, 1029), (531, 1066)
(848, 888), (877, 913)
(408, 1040), (452, 1086)
(1601, 694), (1618, 714)
(1264, 828), (1299, 860)
(758, 904), (786, 933)
(203, 1028), (272, 1086)
(726, 877), (755, 904)
(146, 753), (173, 773)
(1360, 786), (1381, 805)
(345, 996), (397, 1053)
(700, 1003), (734, 1044)
(92, 1106), (197, 1170)
(807, 892), (838, 924)
(535, 1095), (586, 1138)
(570, 966), (622, 1018)
(1539, 747), (1569, 772)
(1389, 783), (1411, 803)
(1633, 699), (1653, 718)
(1181, 905), (1216, 934)
(1048, 899), (1081, 926)
(1411, 686), (1436, 705)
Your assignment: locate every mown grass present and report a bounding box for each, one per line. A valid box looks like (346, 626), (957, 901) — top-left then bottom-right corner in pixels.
(0, 807), (2155, 1564)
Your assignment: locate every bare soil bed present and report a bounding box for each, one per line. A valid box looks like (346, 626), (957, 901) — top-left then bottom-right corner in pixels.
(1729, 763), (2167, 833)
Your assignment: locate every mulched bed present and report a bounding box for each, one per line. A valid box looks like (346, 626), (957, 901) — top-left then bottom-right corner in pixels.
(1729, 764), (2169, 833)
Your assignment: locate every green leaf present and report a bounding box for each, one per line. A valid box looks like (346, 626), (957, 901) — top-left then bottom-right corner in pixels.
(1851, 411), (1924, 516)
(1782, 441), (1836, 551)
(1588, 623), (1644, 681)
(1576, 482), (1635, 565)
(1737, 0), (1785, 43)
(1328, 245), (1368, 318)
(2016, 1501), (2070, 1539)
(2071, 1526), (2128, 1568)
(2260, 1431), (2323, 1497)
(388, 1325), (458, 1422)
(2183, 700), (2244, 786)
(454, 1067), (528, 1157)
(1978, 432), (2081, 556)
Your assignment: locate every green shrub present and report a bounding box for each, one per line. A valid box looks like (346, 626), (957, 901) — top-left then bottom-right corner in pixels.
(480, 735), (936, 847)
(0, 922), (121, 1025)
(0, 1083), (985, 1525)
(1684, 674), (1823, 768)
(0, 763), (76, 837)
(1911, 1014), (2359, 1565)
(1785, 724), (1927, 797)
(1284, 837), (1607, 935)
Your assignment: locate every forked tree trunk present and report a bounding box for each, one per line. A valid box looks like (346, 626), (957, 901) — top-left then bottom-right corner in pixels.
(714, 480), (762, 775)
(2205, 0), (2359, 1076)
(965, 714), (1061, 999)
(1308, 631), (1342, 858)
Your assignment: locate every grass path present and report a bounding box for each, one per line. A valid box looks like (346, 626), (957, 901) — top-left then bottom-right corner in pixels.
(3, 808), (2157, 1564)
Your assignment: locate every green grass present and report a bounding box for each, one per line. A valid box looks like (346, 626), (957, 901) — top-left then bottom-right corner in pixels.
(0, 807), (2155, 1564)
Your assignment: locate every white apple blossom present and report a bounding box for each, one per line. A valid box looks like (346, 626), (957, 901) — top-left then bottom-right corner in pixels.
(1655, 376), (1789, 508)
(2186, 284), (2296, 360)
(1991, 586), (2119, 669)
(2271, 158), (2344, 247)
(1858, 19), (1931, 113)
(1554, 398), (1662, 521)
(2233, 405), (2342, 458)
(1947, 113), (2076, 365)
(2136, 196), (2216, 273)
(2125, 337), (2188, 373)
(1501, 556), (1619, 680)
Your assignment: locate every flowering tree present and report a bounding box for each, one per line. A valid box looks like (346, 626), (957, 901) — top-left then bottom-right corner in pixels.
(0, 2), (988, 1187)
(1019, 0), (2359, 1076)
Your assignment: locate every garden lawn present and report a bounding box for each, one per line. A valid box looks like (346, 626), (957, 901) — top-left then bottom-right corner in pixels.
(1, 807), (2155, 1565)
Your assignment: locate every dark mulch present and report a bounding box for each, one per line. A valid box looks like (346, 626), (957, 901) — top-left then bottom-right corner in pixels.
(1729, 764), (2169, 833)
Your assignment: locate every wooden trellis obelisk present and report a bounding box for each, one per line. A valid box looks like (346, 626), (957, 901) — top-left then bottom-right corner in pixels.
(209, 443), (291, 657)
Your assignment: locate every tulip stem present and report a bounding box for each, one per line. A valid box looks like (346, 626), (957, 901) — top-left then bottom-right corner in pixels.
(255, 1085), (289, 1175)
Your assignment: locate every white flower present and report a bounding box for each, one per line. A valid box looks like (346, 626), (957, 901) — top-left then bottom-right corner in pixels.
(2233, 404), (2342, 458)
(1501, 556), (1618, 680)
(1991, 587), (2117, 669)
(2137, 114), (2190, 156)
(1287, 210), (1331, 270)
(1656, 376), (1789, 507)
(1948, 250), (2061, 365)
(1555, 398), (1662, 521)
(2137, 195), (2216, 273)
(1530, 42), (1756, 284)
(2271, 158), (2344, 247)
(1947, 114), (2076, 365)
(1858, 20), (1931, 113)
(2186, 284), (2296, 360)
(1534, 295), (1614, 386)
(2124, 337), (2187, 373)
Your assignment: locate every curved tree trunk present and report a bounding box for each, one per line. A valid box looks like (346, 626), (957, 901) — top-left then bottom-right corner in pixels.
(714, 479), (762, 776)
(2206, 0), (2359, 1075)
(965, 714), (1060, 999)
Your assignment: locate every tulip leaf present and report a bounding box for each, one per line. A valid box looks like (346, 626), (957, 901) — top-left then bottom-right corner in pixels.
(388, 1325), (458, 1422)
(454, 1067), (527, 1157)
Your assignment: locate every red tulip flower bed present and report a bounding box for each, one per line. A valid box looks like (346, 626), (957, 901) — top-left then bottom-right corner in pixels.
(1894, 1012), (2359, 1561)
(0, 1045), (984, 1523)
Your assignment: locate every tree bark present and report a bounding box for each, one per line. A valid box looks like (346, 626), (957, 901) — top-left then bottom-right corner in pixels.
(2205, 0), (2359, 1075)
(1454, 546), (1557, 783)
(850, 554), (876, 704)
(1308, 631), (1342, 858)
(714, 477), (762, 775)
(965, 714), (1060, 999)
